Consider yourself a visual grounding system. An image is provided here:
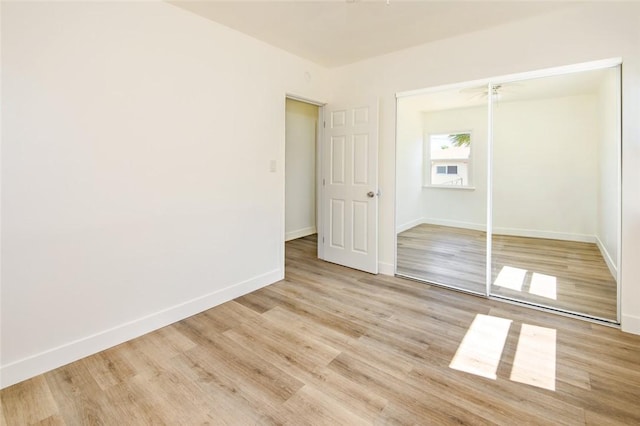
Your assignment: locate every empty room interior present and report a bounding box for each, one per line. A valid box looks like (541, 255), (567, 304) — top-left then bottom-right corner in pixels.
(2, 1), (640, 424)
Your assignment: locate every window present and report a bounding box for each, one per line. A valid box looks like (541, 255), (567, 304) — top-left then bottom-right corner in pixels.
(436, 165), (458, 175)
(425, 132), (472, 187)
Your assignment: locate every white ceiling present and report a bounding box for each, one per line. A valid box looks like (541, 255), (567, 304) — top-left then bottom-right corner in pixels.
(168, 1), (573, 67)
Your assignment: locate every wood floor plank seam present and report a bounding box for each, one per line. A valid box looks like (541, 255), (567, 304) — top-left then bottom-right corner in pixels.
(2, 234), (639, 425)
(397, 224), (617, 320)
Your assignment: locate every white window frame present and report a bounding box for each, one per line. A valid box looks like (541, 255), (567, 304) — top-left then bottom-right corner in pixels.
(424, 130), (474, 189)
(436, 165), (459, 175)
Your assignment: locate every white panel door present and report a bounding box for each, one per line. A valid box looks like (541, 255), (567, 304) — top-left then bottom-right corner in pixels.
(321, 100), (379, 273)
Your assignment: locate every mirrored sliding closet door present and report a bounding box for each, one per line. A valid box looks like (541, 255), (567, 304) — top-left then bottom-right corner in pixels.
(396, 87), (488, 295)
(395, 61), (621, 323)
(489, 66), (621, 322)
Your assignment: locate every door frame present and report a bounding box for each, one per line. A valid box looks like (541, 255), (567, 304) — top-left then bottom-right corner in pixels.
(284, 94), (326, 267)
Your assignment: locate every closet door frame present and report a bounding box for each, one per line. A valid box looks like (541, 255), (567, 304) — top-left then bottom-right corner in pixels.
(484, 59), (622, 324)
(395, 57), (622, 324)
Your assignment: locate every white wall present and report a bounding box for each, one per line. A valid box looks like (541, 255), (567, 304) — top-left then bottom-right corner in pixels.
(492, 94), (599, 241)
(401, 86), (615, 247)
(395, 102), (423, 231)
(328, 2), (640, 333)
(1, 1), (327, 388)
(402, 92), (607, 238)
(285, 99), (318, 241)
(596, 67), (620, 271)
(411, 94), (600, 240)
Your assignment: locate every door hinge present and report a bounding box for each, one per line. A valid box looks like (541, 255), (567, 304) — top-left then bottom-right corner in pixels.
(323, 121), (326, 128)
(322, 236), (325, 243)
(323, 178), (326, 186)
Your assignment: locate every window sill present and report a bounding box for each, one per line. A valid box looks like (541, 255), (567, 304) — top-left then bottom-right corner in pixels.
(423, 185), (476, 191)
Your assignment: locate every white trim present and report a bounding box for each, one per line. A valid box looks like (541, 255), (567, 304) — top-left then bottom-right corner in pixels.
(396, 217), (424, 233)
(492, 295), (619, 327)
(411, 218), (598, 244)
(490, 58), (623, 85)
(615, 65), (622, 324)
(378, 262), (395, 276)
(422, 218), (486, 232)
(398, 76), (503, 99)
(0, 269), (282, 389)
(486, 83), (494, 297)
(317, 105), (325, 260)
(393, 96), (399, 276)
(621, 314), (640, 336)
(285, 93), (326, 107)
(395, 58), (623, 323)
(283, 94), (325, 261)
(285, 226), (317, 242)
(493, 227), (595, 243)
(595, 236), (617, 279)
(423, 185), (476, 191)
(396, 58), (623, 99)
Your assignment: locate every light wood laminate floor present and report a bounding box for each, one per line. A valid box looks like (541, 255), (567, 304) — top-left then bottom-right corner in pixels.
(397, 224), (617, 320)
(2, 235), (639, 425)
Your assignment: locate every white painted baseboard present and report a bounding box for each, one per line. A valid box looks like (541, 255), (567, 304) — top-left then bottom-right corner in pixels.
(0, 269), (283, 389)
(378, 261), (395, 276)
(396, 218), (424, 234)
(421, 218), (486, 232)
(621, 314), (640, 336)
(595, 236), (617, 278)
(285, 226), (317, 242)
(493, 226), (594, 243)
(417, 218), (595, 243)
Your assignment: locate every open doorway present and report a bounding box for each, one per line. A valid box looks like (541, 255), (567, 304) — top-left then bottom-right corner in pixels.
(285, 95), (380, 274)
(285, 98), (321, 259)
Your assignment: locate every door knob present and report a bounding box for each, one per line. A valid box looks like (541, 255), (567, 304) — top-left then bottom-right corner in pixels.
(367, 191), (375, 198)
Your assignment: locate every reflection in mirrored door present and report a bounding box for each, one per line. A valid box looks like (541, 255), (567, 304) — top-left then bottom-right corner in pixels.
(396, 88), (487, 294)
(489, 66), (620, 322)
(396, 61), (620, 324)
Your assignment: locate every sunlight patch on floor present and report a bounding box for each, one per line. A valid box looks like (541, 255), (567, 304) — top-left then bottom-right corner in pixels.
(510, 324), (557, 391)
(494, 266), (527, 291)
(494, 265), (558, 301)
(451, 315), (557, 391)
(449, 314), (512, 380)
(529, 272), (557, 300)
